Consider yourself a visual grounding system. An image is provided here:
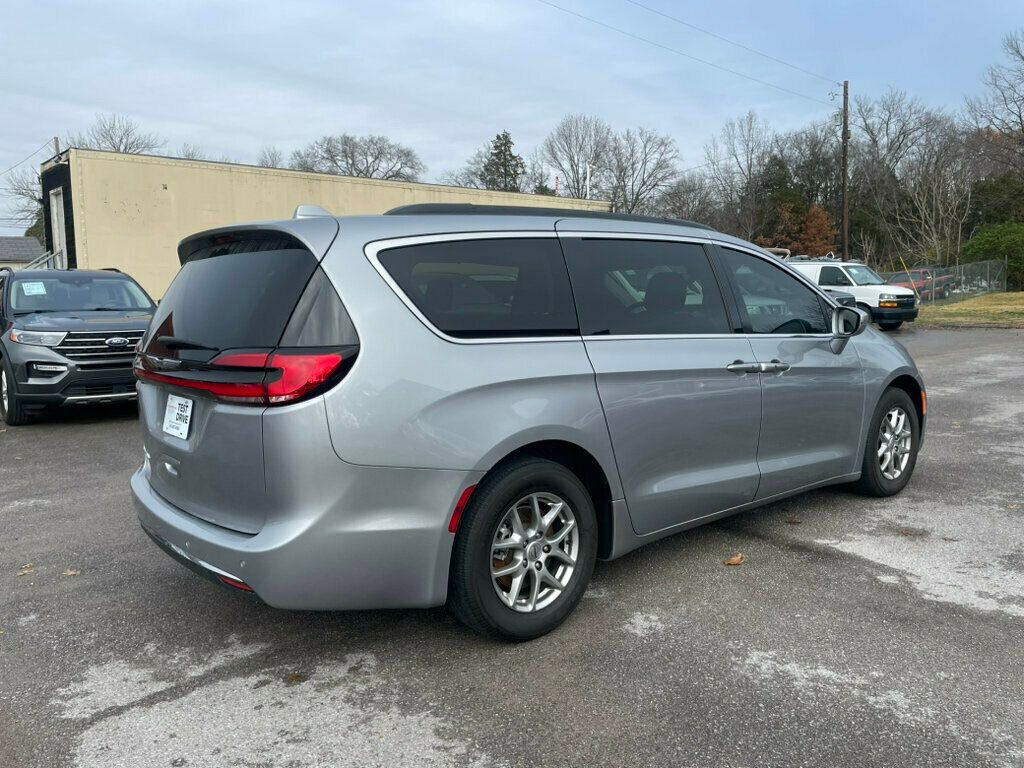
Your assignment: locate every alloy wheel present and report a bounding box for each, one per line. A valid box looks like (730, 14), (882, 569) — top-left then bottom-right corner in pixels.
(878, 406), (912, 480)
(490, 492), (579, 613)
(1, 368), (7, 413)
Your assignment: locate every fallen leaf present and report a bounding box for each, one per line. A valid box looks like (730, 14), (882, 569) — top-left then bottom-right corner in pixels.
(63, 569), (81, 577)
(784, 517), (802, 525)
(285, 673), (307, 684)
(724, 553), (746, 566)
(16, 563), (34, 577)
(1008, 504), (1021, 510)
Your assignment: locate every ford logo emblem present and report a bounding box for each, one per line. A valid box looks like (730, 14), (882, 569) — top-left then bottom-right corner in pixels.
(105, 337), (130, 348)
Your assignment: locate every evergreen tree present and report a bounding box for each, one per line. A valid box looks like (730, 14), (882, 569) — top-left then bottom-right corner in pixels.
(480, 131), (527, 192)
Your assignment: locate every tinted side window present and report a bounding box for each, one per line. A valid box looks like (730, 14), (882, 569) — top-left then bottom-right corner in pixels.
(561, 238), (731, 335)
(719, 248), (829, 334)
(377, 238), (578, 339)
(819, 266), (851, 286)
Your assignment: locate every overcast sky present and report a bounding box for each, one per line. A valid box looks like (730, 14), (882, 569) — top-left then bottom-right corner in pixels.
(2, 0), (1020, 236)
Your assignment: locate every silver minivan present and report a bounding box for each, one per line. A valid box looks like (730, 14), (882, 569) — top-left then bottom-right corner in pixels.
(132, 205), (925, 640)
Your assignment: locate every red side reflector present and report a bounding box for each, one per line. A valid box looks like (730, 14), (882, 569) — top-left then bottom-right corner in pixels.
(448, 484), (477, 534)
(921, 390), (927, 416)
(217, 575), (254, 592)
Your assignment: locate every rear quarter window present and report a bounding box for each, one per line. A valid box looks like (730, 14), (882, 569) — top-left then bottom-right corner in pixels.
(376, 238), (578, 339)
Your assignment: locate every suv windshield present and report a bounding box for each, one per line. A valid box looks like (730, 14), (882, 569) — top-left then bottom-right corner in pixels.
(845, 265), (886, 285)
(10, 274), (153, 314)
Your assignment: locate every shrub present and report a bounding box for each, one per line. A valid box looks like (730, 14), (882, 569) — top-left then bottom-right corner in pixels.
(962, 223), (1024, 291)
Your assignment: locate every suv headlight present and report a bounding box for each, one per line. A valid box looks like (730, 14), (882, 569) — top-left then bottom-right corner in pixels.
(8, 329), (67, 347)
(878, 293), (898, 301)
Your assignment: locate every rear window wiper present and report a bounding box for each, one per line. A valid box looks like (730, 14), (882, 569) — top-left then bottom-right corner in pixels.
(155, 335), (218, 351)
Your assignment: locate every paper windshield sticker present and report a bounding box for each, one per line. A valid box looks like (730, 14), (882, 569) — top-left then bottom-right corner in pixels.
(20, 282), (47, 296)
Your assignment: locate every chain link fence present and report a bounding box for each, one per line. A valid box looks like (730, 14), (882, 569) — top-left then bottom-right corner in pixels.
(883, 258), (1009, 305)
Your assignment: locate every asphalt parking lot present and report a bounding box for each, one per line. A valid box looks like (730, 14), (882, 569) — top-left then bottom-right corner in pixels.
(1, 327), (1022, 768)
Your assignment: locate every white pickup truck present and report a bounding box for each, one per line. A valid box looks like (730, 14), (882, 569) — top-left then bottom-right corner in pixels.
(790, 260), (919, 331)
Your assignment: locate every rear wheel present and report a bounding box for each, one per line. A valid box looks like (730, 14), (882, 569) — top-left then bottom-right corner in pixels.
(854, 387), (919, 497)
(448, 457), (597, 641)
(0, 359), (31, 426)
(942, 285), (951, 299)
(879, 321), (903, 331)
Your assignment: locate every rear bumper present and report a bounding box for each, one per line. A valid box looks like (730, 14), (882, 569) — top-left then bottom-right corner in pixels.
(132, 461), (482, 610)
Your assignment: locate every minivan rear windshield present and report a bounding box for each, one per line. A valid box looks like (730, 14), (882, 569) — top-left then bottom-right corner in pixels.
(144, 236), (317, 357)
(10, 274), (153, 314)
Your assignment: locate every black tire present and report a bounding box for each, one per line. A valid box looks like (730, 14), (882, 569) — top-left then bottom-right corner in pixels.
(942, 285), (951, 299)
(879, 321), (903, 331)
(448, 457), (598, 641)
(0, 357), (31, 426)
(854, 387), (920, 497)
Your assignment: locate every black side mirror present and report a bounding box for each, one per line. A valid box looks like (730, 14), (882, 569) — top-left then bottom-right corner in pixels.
(830, 306), (869, 354)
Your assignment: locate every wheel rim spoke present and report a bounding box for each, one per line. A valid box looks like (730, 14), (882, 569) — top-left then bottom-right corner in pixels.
(546, 518), (575, 545)
(490, 491), (579, 614)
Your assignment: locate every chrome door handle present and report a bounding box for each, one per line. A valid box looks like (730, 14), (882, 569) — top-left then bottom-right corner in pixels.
(726, 361), (762, 374)
(763, 360), (791, 374)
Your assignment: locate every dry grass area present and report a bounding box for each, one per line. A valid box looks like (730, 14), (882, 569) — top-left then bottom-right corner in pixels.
(917, 292), (1024, 328)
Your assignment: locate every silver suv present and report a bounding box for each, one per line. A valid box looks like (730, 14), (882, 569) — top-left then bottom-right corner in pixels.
(132, 205), (926, 640)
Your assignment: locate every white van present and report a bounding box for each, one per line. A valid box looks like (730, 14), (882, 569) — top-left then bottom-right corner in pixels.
(790, 260), (919, 330)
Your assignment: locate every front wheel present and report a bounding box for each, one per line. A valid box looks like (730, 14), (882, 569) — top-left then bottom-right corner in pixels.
(448, 458), (597, 641)
(854, 387), (920, 497)
(879, 321), (903, 331)
(0, 360), (31, 426)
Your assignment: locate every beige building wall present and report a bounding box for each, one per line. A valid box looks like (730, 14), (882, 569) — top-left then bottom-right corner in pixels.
(60, 149), (610, 298)
(0, 261), (30, 271)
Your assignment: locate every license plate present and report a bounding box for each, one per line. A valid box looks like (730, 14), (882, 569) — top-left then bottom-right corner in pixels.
(162, 394), (193, 439)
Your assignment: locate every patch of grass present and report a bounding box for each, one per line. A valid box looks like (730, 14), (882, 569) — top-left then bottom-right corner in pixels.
(916, 292), (1024, 328)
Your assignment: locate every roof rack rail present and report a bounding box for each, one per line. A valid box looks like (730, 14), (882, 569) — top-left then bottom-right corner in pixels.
(384, 203), (716, 231)
(101, 266), (123, 272)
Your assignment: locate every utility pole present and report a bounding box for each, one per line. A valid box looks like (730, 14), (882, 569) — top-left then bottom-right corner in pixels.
(841, 80), (850, 261)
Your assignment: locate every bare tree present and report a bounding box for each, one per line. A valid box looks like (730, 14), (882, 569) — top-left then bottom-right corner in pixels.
(3, 167), (44, 227)
(289, 134), (425, 181)
(967, 29), (1024, 174)
(606, 128), (679, 213)
(704, 111), (774, 239)
(441, 146), (489, 189)
(256, 146), (284, 168)
(65, 113), (163, 154)
(887, 114), (977, 265)
(178, 142), (207, 160)
(541, 114), (612, 198)
(657, 171), (718, 224)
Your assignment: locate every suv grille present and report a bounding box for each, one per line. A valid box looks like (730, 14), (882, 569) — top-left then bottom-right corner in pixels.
(55, 330), (146, 362)
(895, 297), (916, 308)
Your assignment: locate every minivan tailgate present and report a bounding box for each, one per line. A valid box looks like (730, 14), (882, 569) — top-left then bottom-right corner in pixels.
(139, 379), (269, 534)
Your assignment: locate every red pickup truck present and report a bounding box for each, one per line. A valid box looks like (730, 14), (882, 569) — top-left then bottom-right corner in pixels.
(886, 267), (957, 300)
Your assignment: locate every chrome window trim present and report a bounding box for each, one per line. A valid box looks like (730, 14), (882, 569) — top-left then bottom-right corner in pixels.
(364, 231), (581, 346)
(364, 230), (840, 346)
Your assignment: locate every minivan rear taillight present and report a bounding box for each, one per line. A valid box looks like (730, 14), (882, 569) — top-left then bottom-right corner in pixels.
(134, 349), (350, 406)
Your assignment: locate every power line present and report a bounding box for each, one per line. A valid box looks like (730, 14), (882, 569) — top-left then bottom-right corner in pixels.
(622, 0), (842, 87)
(533, 0), (835, 107)
(0, 140), (53, 179)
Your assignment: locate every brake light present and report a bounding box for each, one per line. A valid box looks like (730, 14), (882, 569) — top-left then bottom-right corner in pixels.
(135, 350), (346, 406)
